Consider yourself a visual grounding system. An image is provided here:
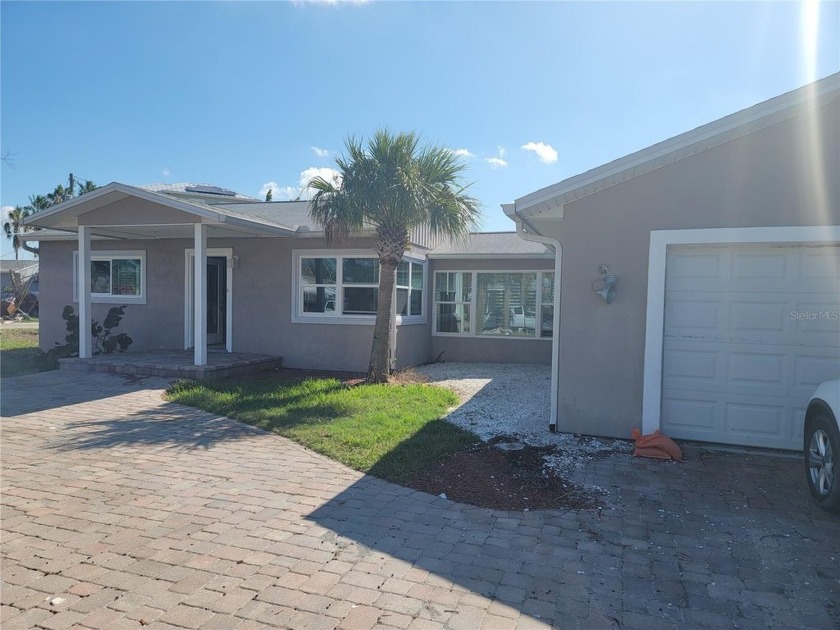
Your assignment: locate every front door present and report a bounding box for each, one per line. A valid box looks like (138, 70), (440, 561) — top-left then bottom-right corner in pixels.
(207, 257), (227, 346)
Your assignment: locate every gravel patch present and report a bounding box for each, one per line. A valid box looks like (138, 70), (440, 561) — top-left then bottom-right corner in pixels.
(414, 361), (633, 474)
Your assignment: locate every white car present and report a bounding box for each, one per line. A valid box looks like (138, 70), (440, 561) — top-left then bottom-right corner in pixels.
(805, 379), (840, 513)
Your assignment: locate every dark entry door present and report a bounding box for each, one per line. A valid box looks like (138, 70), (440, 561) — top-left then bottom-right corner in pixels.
(207, 257), (227, 346)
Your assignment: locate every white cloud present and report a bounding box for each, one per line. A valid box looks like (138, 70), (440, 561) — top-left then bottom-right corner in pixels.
(162, 167), (171, 177)
(311, 146), (330, 158)
(449, 148), (475, 159)
(521, 141), (558, 164)
(261, 166), (342, 201)
(485, 146), (508, 169)
(2, 205), (14, 218)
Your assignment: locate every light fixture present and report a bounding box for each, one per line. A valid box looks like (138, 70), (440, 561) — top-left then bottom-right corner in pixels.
(592, 264), (618, 304)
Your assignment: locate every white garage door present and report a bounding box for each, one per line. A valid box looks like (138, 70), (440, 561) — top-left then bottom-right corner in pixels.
(661, 243), (840, 450)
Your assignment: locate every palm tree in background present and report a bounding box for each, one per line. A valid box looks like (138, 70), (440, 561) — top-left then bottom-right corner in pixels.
(77, 180), (97, 196)
(308, 129), (480, 383)
(3, 206), (33, 259)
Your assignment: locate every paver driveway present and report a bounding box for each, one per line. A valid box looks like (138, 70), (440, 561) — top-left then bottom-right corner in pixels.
(1, 371), (839, 630)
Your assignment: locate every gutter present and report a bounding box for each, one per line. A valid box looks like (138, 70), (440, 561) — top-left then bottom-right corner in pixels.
(502, 203), (562, 432)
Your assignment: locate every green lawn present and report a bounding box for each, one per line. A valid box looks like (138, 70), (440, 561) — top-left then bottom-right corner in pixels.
(166, 376), (477, 483)
(0, 328), (42, 377)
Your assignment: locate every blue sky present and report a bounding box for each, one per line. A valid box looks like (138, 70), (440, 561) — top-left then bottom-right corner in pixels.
(2, 1), (839, 259)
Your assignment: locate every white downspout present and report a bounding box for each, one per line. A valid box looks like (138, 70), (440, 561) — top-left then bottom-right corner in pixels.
(502, 203), (562, 432)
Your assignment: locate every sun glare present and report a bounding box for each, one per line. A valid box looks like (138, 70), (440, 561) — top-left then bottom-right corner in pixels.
(802, 0), (820, 83)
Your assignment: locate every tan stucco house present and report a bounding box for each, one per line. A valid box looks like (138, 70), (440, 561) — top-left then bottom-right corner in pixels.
(24, 74), (839, 452)
(25, 184), (554, 374)
(505, 73), (839, 451)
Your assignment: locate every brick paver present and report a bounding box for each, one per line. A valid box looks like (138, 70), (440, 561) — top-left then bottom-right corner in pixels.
(2, 370), (839, 629)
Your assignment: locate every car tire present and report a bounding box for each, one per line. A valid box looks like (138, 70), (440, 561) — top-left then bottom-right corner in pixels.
(805, 411), (840, 513)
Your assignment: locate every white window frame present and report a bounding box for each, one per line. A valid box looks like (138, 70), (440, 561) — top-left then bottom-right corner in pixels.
(433, 271), (474, 336)
(395, 259), (425, 320)
(432, 269), (554, 340)
(292, 249), (427, 326)
(73, 250), (147, 304)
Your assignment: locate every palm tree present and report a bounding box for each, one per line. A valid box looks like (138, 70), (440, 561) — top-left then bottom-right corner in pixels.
(47, 184), (68, 206)
(3, 205), (32, 259)
(309, 130), (480, 383)
(76, 180), (97, 196)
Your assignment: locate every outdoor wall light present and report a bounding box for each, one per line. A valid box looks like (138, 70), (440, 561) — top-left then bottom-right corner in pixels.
(592, 264), (618, 304)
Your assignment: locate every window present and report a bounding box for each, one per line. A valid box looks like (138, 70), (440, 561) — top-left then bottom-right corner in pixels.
(73, 251), (146, 303)
(434, 272), (472, 333)
(396, 260), (423, 317)
(433, 270), (553, 339)
(297, 252), (425, 322)
(540, 273), (555, 338)
(476, 272), (537, 338)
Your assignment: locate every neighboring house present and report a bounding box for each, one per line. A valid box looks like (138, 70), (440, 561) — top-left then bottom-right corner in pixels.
(504, 73), (840, 451)
(1, 260), (39, 316)
(1, 260), (39, 295)
(25, 184), (554, 374)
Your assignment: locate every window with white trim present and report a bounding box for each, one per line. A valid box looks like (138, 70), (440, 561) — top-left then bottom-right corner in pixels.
(298, 253), (425, 321)
(73, 251), (146, 303)
(434, 272), (472, 333)
(434, 270), (554, 339)
(396, 260), (424, 317)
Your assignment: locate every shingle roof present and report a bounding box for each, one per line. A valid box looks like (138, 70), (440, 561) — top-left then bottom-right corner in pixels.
(207, 201), (319, 231)
(136, 182), (257, 200)
(429, 232), (553, 257)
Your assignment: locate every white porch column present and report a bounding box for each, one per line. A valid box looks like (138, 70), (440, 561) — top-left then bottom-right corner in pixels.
(193, 223), (207, 366)
(78, 226), (92, 359)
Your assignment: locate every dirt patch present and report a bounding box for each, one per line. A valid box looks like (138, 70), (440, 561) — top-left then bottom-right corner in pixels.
(406, 437), (599, 511)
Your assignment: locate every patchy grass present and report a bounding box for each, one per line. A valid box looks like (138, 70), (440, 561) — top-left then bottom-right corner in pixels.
(166, 375), (477, 483)
(0, 328), (42, 377)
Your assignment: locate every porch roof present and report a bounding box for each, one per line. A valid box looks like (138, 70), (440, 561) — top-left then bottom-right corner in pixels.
(24, 182), (309, 240)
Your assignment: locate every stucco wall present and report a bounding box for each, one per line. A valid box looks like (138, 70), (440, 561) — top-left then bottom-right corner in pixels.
(527, 97), (840, 438)
(428, 257), (554, 365)
(38, 235), (434, 372)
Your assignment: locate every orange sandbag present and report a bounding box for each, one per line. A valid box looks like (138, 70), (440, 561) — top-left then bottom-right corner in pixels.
(631, 428), (683, 461)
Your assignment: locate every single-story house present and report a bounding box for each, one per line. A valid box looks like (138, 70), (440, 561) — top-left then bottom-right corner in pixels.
(25, 183), (554, 374)
(505, 73), (839, 451)
(24, 74), (838, 452)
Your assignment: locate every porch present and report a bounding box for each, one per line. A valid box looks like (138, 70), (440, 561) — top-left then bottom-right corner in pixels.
(59, 350), (283, 380)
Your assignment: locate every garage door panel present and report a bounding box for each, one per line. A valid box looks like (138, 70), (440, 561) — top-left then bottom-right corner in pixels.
(667, 252), (721, 279)
(662, 243), (840, 450)
(661, 396), (718, 433)
(728, 352), (785, 386)
(793, 355), (840, 391)
(729, 301), (788, 335)
(664, 299), (720, 332)
(663, 348), (718, 381)
(800, 250), (840, 279)
(725, 402), (784, 438)
(732, 252), (788, 280)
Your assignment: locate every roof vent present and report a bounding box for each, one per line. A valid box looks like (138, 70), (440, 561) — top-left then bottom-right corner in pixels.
(184, 185), (237, 197)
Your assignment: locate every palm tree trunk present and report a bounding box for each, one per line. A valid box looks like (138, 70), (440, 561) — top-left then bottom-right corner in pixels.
(368, 258), (397, 383)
